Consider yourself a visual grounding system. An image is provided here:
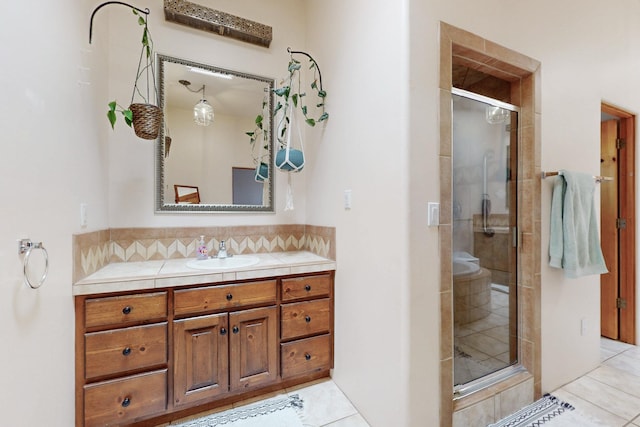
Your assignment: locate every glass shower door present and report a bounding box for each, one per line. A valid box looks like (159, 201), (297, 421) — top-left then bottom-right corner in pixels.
(451, 89), (519, 389)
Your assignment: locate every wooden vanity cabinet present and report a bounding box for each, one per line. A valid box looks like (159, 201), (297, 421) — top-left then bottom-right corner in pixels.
(280, 274), (334, 379)
(76, 272), (333, 426)
(173, 280), (278, 408)
(76, 292), (169, 427)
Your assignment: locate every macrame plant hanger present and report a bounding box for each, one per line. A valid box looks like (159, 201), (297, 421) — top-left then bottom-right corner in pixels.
(281, 100), (305, 210)
(273, 47), (327, 211)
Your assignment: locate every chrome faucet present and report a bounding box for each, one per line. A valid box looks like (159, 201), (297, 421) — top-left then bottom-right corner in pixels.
(217, 240), (228, 259)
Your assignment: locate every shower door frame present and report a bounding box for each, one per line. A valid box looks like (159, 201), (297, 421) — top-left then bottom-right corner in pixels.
(439, 21), (542, 427)
(451, 88), (522, 394)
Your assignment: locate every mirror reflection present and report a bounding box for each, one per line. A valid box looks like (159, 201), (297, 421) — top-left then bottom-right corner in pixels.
(156, 54), (274, 212)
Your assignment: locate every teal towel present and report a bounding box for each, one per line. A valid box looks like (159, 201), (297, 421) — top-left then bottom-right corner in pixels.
(549, 170), (608, 278)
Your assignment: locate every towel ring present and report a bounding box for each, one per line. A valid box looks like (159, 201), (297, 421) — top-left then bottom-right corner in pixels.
(18, 239), (49, 289)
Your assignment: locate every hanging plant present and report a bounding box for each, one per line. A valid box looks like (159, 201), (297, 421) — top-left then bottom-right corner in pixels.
(272, 48), (328, 172)
(93, 4), (162, 140)
(246, 91), (271, 182)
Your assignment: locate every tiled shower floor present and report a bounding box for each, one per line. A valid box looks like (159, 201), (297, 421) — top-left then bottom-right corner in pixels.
(454, 288), (511, 385)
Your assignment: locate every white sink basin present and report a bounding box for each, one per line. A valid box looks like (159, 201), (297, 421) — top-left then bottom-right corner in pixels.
(186, 256), (260, 270)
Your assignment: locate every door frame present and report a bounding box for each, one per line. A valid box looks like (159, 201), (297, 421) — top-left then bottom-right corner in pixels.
(601, 103), (636, 344)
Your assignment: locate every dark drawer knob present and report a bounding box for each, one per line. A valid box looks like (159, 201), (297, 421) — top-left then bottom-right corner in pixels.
(122, 306), (132, 315)
(305, 284), (311, 291)
(220, 327), (227, 335)
(233, 326), (239, 334)
(226, 293), (233, 301)
(305, 353), (311, 361)
(122, 347), (131, 356)
(305, 315), (311, 323)
(122, 397), (131, 408)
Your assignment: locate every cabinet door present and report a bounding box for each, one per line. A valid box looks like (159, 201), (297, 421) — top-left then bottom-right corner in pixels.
(229, 306), (278, 391)
(173, 313), (229, 407)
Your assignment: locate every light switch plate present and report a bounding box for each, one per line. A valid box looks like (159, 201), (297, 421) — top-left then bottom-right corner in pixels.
(428, 202), (440, 227)
(344, 190), (352, 210)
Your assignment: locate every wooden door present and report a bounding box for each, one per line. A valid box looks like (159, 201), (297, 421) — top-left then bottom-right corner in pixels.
(173, 313), (229, 407)
(229, 306), (278, 391)
(601, 119), (619, 339)
(601, 104), (637, 344)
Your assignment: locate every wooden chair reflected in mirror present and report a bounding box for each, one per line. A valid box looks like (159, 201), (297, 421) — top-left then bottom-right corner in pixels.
(174, 185), (200, 204)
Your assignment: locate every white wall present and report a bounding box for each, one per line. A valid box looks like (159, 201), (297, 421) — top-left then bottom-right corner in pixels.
(0, 1), (110, 425)
(304, 1), (414, 425)
(4, 1), (640, 426)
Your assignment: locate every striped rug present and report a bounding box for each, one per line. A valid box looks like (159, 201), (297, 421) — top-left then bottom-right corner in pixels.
(172, 394), (304, 427)
(489, 394), (574, 427)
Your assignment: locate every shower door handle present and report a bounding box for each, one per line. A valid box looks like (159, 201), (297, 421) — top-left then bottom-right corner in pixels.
(512, 227), (519, 248)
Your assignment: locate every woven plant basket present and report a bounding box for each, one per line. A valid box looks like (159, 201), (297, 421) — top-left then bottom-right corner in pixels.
(129, 103), (163, 140)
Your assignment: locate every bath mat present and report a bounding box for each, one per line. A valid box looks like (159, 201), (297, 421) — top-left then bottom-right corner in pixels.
(172, 394), (304, 427)
(489, 394), (574, 427)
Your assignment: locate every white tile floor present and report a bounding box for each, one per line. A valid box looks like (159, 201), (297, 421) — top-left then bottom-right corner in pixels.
(549, 338), (640, 426)
(168, 378), (370, 427)
(169, 338), (640, 427)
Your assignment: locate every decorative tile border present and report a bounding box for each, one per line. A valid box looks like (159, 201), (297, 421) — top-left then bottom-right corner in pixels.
(73, 225), (335, 283)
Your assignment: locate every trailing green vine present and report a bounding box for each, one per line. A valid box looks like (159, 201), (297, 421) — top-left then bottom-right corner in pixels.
(273, 52), (328, 149)
(245, 94), (270, 170)
(247, 50), (328, 152)
(107, 8), (156, 130)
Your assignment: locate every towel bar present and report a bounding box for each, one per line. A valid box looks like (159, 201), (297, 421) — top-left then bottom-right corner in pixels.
(541, 171), (613, 182)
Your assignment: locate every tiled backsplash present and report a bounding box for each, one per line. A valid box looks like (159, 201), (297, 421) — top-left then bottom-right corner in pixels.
(73, 224), (335, 283)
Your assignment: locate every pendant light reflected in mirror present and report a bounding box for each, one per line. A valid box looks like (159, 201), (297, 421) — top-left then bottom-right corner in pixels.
(179, 79), (214, 126)
(485, 105), (509, 124)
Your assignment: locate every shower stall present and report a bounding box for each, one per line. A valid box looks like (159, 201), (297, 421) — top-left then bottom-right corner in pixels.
(452, 89), (519, 390)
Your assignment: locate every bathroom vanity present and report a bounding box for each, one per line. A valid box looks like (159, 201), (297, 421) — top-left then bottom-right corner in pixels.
(73, 252), (335, 427)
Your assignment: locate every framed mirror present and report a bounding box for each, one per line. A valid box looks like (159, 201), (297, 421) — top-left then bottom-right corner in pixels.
(156, 54), (274, 212)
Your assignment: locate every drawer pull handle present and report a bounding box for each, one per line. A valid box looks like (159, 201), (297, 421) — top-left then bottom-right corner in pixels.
(122, 397), (131, 408)
(122, 347), (131, 356)
(220, 327), (227, 335)
(305, 284), (312, 291)
(305, 353), (312, 361)
(122, 306), (132, 315)
(232, 326), (239, 334)
(305, 315), (311, 323)
(226, 293), (233, 301)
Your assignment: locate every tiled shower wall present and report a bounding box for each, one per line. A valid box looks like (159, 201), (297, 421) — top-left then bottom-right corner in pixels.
(73, 224), (335, 283)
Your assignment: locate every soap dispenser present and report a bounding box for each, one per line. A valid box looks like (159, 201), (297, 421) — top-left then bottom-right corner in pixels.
(196, 235), (208, 260)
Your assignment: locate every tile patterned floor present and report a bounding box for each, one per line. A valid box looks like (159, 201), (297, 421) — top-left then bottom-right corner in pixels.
(550, 338), (640, 426)
(167, 378), (370, 427)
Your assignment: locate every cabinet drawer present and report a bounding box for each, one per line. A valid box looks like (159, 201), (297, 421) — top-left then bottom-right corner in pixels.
(281, 298), (331, 340)
(85, 323), (168, 380)
(281, 274), (331, 302)
(174, 280), (277, 317)
(85, 292), (167, 329)
(281, 334), (332, 379)
(84, 369), (167, 427)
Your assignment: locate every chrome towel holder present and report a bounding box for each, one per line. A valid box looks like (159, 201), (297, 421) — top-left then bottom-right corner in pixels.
(18, 238), (49, 289)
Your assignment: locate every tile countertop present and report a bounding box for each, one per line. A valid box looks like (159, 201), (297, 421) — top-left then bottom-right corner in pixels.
(73, 251), (337, 296)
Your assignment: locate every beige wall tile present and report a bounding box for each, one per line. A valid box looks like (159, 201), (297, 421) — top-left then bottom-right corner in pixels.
(441, 290), (453, 360)
(498, 378), (534, 419)
(453, 396), (495, 427)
